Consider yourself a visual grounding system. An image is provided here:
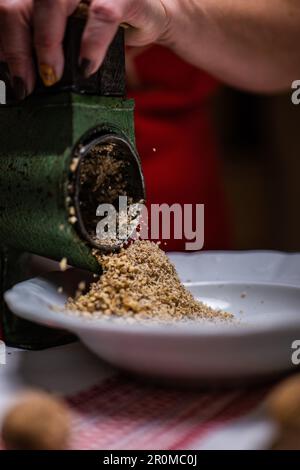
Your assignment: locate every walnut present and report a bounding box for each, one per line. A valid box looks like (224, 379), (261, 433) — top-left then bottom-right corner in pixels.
(2, 391), (71, 450)
(267, 374), (300, 429)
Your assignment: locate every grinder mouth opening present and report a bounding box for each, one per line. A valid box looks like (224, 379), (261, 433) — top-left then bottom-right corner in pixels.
(72, 132), (145, 253)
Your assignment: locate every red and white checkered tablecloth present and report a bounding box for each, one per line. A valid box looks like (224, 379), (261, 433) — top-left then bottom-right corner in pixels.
(0, 343), (275, 450)
(67, 376), (268, 450)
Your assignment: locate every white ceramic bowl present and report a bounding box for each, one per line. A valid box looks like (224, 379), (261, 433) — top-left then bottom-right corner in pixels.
(4, 251), (300, 385)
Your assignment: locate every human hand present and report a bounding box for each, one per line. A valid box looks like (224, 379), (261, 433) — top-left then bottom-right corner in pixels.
(0, 0), (171, 100)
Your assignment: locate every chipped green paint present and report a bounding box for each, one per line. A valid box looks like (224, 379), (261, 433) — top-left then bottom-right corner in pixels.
(0, 92), (138, 348)
(0, 93), (136, 271)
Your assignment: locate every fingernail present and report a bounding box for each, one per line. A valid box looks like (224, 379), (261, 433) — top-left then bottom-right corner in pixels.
(73, 3), (89, 19)
(39, 64), (58, 87)
(12, 76), (27, 101)
(79, 58), (93, 79)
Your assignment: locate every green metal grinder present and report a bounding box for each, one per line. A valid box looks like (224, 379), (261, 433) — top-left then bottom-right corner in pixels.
(0, 11), (145, 349)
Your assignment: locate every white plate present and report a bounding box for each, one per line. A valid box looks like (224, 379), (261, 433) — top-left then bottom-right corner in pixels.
(4, 251), (300, 385)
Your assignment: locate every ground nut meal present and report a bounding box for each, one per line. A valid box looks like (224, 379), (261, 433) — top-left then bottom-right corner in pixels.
(66, 240), (233, 324)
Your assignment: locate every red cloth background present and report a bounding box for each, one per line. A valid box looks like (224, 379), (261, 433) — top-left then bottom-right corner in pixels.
(127, 45), (232, 251)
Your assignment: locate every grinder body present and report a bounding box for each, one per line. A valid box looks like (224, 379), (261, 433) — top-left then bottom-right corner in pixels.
(0, 93), (138, 272)
(0, 18), (145, 349)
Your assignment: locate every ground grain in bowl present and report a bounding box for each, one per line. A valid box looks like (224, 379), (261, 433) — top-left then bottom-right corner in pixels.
(66, 241), (233, 324)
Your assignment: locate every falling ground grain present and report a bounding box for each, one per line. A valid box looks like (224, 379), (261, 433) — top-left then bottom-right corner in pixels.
(78, 143), (136, 247)
(66, 241), (233, 325)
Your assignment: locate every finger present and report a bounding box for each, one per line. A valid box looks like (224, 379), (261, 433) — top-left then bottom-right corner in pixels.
(79, 0), (125, 77)
(124, 0), (169, 47)
(0, 2), (35, 99)
(33, 0), (79, 86)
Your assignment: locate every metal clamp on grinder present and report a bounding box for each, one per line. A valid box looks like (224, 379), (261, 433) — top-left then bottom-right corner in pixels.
(0, 8), (145, 349)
